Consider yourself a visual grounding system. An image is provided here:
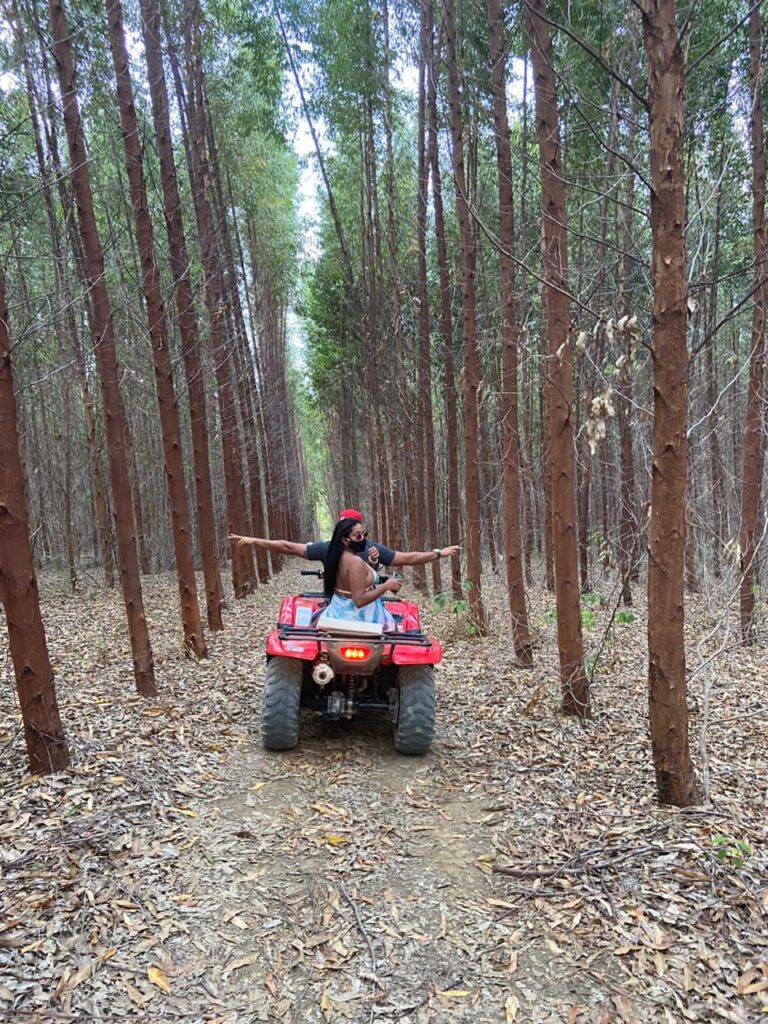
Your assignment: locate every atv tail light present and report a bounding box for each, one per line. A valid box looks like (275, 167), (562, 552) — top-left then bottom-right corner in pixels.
(340, 646), (371, 661)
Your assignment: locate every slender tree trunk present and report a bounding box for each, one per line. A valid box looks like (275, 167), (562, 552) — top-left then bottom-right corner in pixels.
(204, 81), (257, 593)
(244, 219), (275, 581)
(48, 0), (156, 695)
(107, 0), (207, 656)
(0, 273), (70, 774)
(125, 419), (151, 576)
(14, 6), (75, 587)
(417, 0), (440, 592)
(519, 55), (536, 587)
(617, 321), (637, 606)
(740, 1), (767, 641)
(487, 0), (533, 665)
(444, 0), (486, 629)
(61, 386), (77, 588)
(643, 0), (699, 805)
(479, 399), (498, 574)
(176, 0), (251, 596)
(28, 23), (115, 587)
(233, 209), (271, 582)
(428, 24), (462, 599)
(139, 0), (224, 629)
(381, 0), (423, 587)
(520, 350), (535, 587)
(617, 53), (640, 603)
(527, 0), (589, 715)
(704, 150), (726, 578)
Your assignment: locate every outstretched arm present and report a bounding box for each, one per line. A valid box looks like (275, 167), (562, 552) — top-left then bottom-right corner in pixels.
(229, 534), (308, 559)
(391, 545), (460, 567)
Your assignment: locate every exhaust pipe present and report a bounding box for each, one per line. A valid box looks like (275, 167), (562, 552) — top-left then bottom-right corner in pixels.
(312, 662), (335, 686)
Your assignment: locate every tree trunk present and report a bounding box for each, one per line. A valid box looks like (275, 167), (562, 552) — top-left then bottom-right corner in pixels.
(176, 0), (252, 597)
(487, 0), (533, 665)
(139, 0), (224, 629)
(528, 0), (589, 715)
(539, 300), (555, 591)
(704, 147), (726, 579)
(0, 273), (70, 774)
(381, 0), (423, 587)
(107, 0), (207, 657)
(203, 71), (258, 593)
(617, 49), (640, 604)
(417, 0), (440, 593)
(643, 0), (700, 805)
(740, 0), (767, 641)
(14, 5), (76, 588)
(48, 0), (156, 695)
(125, 418), (151, 576)
(27, 21), (115, 587)
(444, 0), (486, 629)
(428, 22), (462, 600)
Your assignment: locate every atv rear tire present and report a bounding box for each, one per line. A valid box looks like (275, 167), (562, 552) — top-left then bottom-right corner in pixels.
(393, 665), (435, 755)
(262, 657), (302, 751)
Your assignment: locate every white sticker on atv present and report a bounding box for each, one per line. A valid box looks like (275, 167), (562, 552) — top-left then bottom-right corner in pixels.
(295, 605), (312, 627)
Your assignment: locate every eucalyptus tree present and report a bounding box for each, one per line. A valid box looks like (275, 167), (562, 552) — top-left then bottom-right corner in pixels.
(426, 7), (462, 601)
(138, 0), (225, 628)
(526, 0), (589, 715)
(643, 0), (699, 805)
(0, 272), (70, 774)
(106, 0), (207, 658)
(739, 0), (767, 642)
(486, 0), (533, 665)
(443, 0), (487, 631)
(48, 0), (156, 695)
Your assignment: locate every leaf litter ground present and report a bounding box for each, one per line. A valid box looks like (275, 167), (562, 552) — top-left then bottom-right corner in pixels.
(0, 568), (766, 1023)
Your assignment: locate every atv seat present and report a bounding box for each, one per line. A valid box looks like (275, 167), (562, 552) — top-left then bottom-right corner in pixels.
(315, 615), (383, 638)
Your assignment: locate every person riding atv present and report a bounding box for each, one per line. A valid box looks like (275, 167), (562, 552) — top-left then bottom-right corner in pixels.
(230, 507), (458, 577)
(228, 518), (459, 754)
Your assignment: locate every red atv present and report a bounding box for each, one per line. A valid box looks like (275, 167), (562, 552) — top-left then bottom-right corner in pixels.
(262, 570), (440, 755)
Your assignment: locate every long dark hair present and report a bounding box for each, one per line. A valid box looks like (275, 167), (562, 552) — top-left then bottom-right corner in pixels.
(323, 517), (359, 597)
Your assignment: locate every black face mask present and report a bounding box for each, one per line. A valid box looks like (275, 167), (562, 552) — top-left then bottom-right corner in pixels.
(346, 538), (366, 553)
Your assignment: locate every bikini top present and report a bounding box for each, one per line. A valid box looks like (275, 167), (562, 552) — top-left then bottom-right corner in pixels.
(335, 559), (378, 597)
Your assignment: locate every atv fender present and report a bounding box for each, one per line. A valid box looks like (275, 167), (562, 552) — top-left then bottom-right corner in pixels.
(391, 640), (442, 666)
(266, 630), (316, 660)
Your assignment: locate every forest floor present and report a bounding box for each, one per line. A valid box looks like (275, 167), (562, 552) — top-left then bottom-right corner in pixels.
(0, 566), (767, 1024)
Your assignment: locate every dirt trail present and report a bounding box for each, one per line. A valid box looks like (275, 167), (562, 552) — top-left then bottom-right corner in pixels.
(168, 672), (599, 1023)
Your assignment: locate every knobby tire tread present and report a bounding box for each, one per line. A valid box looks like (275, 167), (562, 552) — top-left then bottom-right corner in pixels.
(394, 665), (435, 755)
(262, 657), (302, 751)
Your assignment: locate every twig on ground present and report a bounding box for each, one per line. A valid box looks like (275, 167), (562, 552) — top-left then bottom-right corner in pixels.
(340, 882), (377, 1023)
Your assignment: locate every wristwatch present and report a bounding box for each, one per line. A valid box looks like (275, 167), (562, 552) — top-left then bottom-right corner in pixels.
(432, 548), (442, 559)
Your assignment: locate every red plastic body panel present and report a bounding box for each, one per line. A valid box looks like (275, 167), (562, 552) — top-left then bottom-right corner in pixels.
(266, 632), (319, 659)
(266, 593), (441, 665)
(391, 641), (442, 665)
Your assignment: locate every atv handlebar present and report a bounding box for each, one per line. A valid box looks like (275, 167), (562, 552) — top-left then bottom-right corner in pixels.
(301, 569), (324, 577)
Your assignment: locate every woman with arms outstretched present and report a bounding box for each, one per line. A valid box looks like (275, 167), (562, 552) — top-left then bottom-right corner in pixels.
(230, 517), (459, 627)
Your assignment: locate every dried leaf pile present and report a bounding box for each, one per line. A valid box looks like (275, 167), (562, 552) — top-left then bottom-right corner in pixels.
(0, 568), (766, 1023)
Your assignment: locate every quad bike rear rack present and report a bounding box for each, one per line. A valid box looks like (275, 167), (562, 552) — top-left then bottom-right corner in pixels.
(277, 625), (432, 648)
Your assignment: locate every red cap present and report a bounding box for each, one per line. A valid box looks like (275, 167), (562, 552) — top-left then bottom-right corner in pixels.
(338, 508), (363, 522)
